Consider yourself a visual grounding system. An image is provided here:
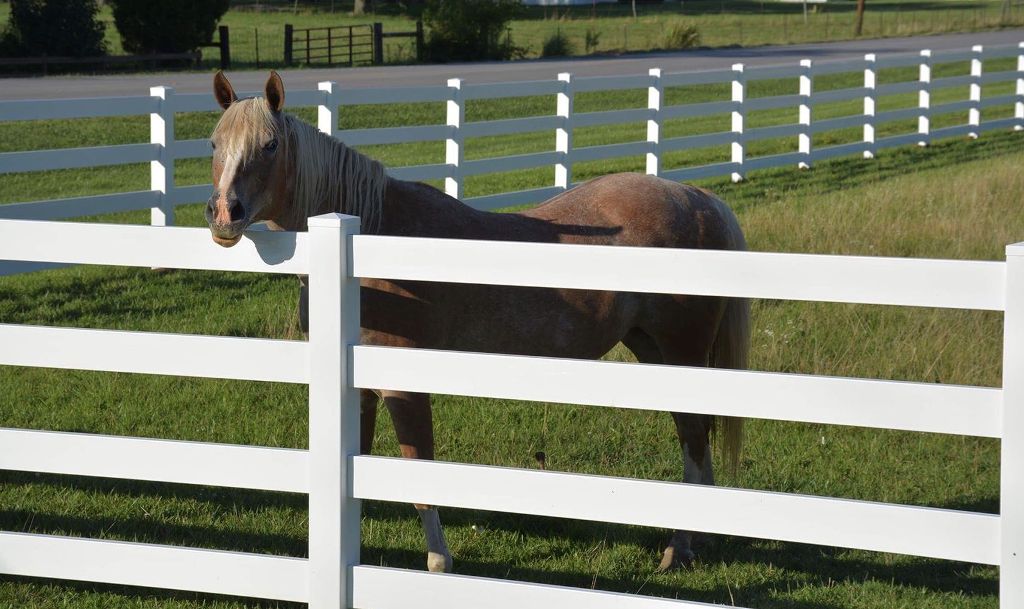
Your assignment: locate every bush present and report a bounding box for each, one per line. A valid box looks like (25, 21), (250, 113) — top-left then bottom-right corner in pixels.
(422, 0), (524, 62)
(584, 27), (601, 54)
(0, 0), (106, 58)
(108, 0), (229, 54)
(541, 29), (574, 58)
(662, 23), (701, 50)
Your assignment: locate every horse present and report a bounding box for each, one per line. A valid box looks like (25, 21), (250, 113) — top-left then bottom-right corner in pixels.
(205, 70), (750, 573)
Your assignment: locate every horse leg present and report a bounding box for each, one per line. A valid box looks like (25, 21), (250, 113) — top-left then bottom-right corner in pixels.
(298, 275), (309, 334)
(360, 389), (379, 455)
(658, 413), (715, 571)
(625, 327), (717, 571)
(383, 390), (453, 573)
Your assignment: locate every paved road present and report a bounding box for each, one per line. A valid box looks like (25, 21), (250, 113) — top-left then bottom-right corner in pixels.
(2, 29), (1023, 100)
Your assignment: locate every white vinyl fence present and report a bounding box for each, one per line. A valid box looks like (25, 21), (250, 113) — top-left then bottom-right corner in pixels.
(0, 213), (1021, 608)
(1, 42), (1023, 276)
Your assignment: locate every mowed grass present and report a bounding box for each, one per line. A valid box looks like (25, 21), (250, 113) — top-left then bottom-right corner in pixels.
(0, 62), (1022, 608)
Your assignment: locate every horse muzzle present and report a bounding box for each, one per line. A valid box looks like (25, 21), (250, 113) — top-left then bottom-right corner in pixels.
(206, 194), (249, 247)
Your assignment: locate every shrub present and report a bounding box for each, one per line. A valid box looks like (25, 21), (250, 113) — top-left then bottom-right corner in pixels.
(108, 0), (229, 54)
(584, 27), (602, 54)
(662, 23), (701, 50)
(541, 29), (574, 58)
(0, 0), (106, 58)
(422, 0), (525, 62)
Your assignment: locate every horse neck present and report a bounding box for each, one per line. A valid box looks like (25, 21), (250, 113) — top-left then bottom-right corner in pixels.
(282, 116), (388, 233)
(283, 115), (486, 238)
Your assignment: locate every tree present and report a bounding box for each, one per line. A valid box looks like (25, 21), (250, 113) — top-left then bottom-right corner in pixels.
(422, 0), (524, 62)
(855, 0), (866, 36)
(109, 0), (229, 54)
(0, 0), (106, 58)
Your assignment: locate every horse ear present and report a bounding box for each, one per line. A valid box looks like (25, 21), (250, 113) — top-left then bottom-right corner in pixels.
(265, 71), (285, 112)
(213, 71), (237, 110)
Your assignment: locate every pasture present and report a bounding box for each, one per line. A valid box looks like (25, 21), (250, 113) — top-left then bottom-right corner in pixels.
(0, 58), (1022, 607)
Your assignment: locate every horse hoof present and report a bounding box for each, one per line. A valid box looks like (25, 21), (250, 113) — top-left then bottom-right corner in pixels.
(656, 545), (695, 572)
(427, 551), (452, 573)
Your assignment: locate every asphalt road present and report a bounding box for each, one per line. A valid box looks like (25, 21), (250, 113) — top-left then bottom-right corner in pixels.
(2, 29), (1023, 100)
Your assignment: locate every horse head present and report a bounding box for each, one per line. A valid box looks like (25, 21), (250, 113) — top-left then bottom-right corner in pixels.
(207, 71), (292, 247)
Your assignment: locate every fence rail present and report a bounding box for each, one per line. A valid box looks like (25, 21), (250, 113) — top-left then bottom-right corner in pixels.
(0, 213), (1022, 607)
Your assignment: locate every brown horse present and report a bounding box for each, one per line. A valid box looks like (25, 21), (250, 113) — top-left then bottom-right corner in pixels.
(206, 71), (749, 573)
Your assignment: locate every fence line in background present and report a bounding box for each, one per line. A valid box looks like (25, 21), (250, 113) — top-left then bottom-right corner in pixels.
(2, 42), (1023, 253)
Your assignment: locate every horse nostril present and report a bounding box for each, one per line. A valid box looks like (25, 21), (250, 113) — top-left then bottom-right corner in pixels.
(229, 199), (245, 223)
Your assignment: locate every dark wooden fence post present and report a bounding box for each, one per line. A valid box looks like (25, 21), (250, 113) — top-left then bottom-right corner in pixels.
(373, 22), (384, 65)
(284, 24), (294, 65)
(416, 20), (424, 62)
(218, 25), (231, 69)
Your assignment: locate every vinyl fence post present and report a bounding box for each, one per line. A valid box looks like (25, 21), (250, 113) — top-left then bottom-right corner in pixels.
(555, 72), (574, 191)
(1016, 42), (1024, 131)
(318, 81), (339, 139)
(308, 213), (362, 609)
(1002, 241), (1024, 608)
(969, 44), (983, 139)
(149, 86), (175, 228)
(798, 59), (813, 169)
(863, 53), (877, 159)
(445, 78), (464, 200)
(918, 49), (932, 147)
(731, 63), (746, 183)
(646, 68), (663, 177)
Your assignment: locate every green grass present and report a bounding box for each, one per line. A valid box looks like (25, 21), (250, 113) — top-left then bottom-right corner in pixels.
(0, 57), (1022, 607)
(3, 0), (1024, 70)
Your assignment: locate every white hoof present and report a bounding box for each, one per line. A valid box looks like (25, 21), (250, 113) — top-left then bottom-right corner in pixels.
(657, 544), (695, 572)
(427, 551), (452, 573)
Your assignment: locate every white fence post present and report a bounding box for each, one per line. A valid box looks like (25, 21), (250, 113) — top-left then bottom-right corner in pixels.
(308, 213), (362, 609)
(918, 49), (932, 147)
(1003, 242), (1024, 608)
(1016, 42), (1024, 131)
(555, 72), (574, 191)
(318, 81), (340, 138)
(646, 68), (663, 177)
(798, 59), (813, 169)
(731, 63), (746, 183)
(969, 45), (983, 139)
(149, 86), (175, 227)
(446, 78), (464, 200)
(864, 53), (877, 159)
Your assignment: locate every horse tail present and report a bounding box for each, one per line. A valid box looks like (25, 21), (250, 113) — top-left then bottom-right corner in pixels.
(710, 202), (750, 475)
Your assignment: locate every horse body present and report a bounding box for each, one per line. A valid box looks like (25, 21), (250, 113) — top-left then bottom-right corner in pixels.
(208, 72), (750, 574)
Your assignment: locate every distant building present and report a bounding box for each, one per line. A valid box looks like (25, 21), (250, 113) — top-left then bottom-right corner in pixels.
(521, 0), (618, 5)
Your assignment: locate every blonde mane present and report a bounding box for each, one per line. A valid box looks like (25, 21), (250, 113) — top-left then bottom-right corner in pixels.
(213, 97), (387, 233)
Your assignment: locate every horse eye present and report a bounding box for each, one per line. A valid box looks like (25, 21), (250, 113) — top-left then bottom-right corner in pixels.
(264, 139), (278, 152)
(210, 140), (217, 150)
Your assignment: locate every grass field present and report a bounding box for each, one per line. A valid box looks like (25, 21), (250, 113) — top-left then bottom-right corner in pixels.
(2, 0), (1024, 68)
(0, 56), (1022, 607)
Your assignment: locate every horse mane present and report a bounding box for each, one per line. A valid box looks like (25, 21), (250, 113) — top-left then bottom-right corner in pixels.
(213, 97), (387, 233)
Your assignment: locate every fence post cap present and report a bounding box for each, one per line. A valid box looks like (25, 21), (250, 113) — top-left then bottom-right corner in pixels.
(318, 81), (338, 93)
(731, 63), (744, 72)
(308, 213), (360, 229)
